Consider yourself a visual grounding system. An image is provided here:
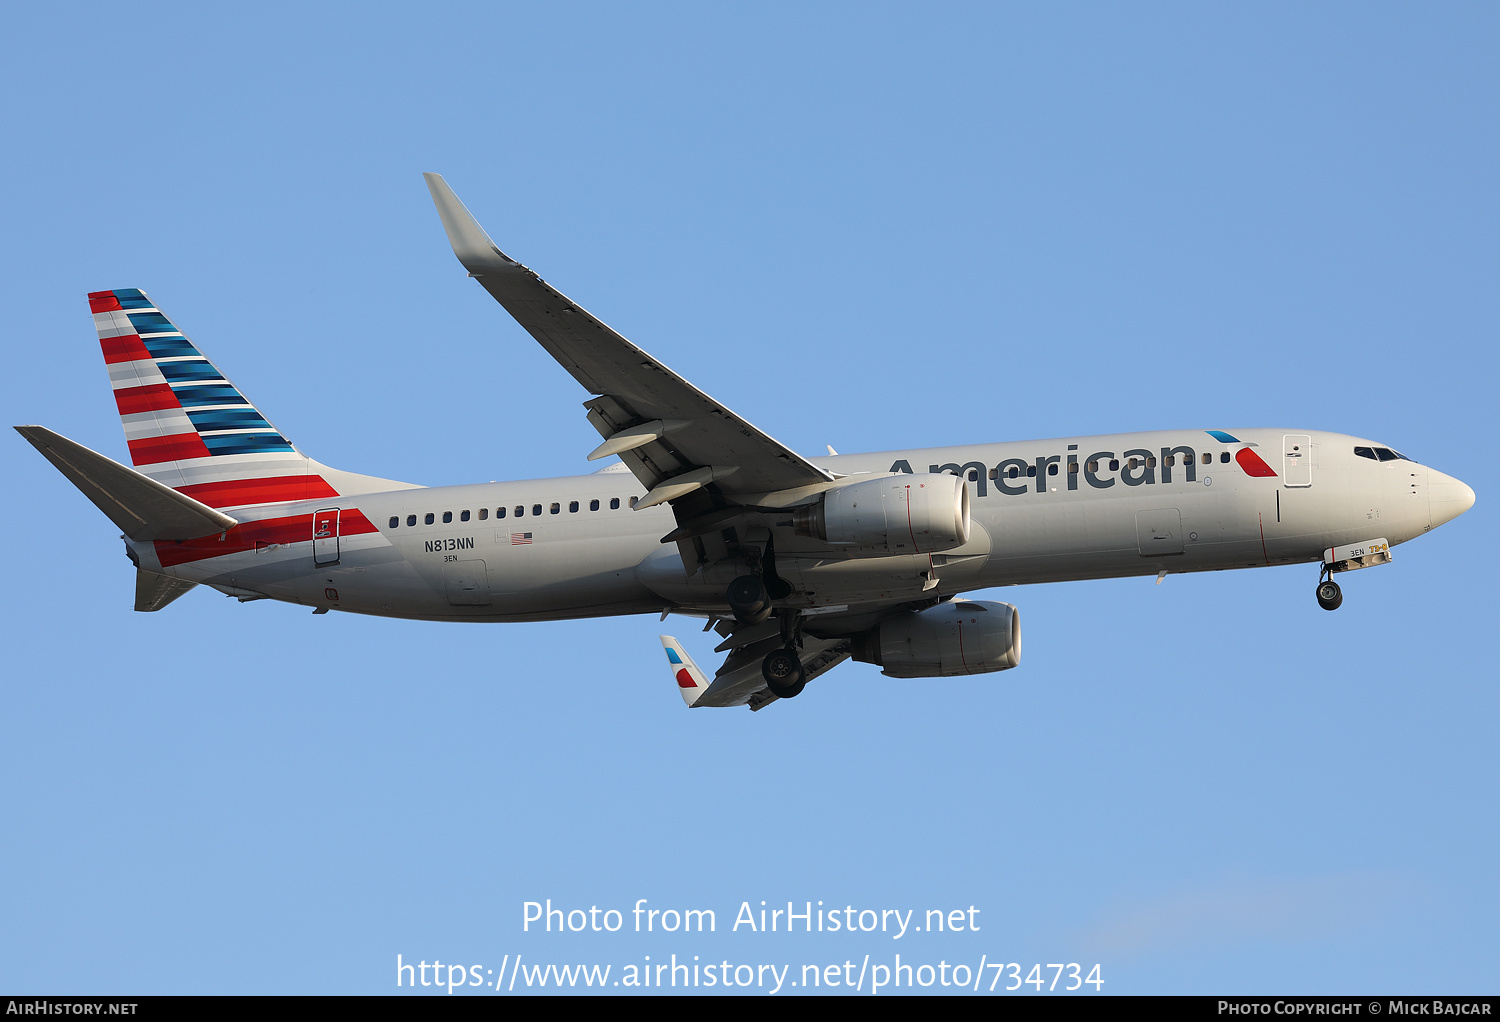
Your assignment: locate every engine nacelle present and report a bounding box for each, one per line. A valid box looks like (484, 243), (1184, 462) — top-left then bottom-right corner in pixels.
(792, 473), (971, 554)
(851, 600), (1020, 678)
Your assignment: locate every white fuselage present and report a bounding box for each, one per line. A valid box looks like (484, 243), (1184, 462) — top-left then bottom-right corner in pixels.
(133, 428), (1469, 622)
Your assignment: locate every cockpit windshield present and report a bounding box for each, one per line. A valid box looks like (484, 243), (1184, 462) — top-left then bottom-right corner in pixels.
(1354, 446), (1412, 462)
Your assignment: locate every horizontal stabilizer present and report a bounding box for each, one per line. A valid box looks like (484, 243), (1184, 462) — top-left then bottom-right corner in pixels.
(15, 425), (239, 541)
(135, 569), (197, 612)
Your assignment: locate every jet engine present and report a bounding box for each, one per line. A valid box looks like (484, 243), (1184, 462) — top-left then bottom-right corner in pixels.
(850, 600), (1020, 678)
(792, 473), (970, 555)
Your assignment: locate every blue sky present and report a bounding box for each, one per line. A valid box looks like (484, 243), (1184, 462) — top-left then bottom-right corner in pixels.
(2, 2), (1495, 995)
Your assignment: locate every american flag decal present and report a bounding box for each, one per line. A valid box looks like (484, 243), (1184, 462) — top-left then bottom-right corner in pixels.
(510, 532), (533, 546)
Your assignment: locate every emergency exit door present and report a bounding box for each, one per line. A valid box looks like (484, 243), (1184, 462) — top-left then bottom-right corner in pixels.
(313, 508), (340, 566)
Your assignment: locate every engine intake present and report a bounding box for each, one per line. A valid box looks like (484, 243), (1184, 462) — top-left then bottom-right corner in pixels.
(851, 600), (1020, 678)
(792, 473), (971, 554)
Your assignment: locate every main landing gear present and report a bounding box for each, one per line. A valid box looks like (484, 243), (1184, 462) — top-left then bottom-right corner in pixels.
(1315, 566), (1343, 612)
(728, 568), (807, 698)
(727, 574), (771, 625)
(728, 574), (806, 697)
(761, 647), (806, 699)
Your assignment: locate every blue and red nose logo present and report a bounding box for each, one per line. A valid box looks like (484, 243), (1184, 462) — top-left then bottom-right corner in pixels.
(665, 647), (696, 689)
(1206, 431), (1277, 478)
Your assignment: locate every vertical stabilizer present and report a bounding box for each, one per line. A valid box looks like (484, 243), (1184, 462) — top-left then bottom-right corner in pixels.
(88, 289), (415, 509)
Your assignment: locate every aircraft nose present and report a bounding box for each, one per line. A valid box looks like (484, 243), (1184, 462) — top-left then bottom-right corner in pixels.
(1428, 469), (1476, 529)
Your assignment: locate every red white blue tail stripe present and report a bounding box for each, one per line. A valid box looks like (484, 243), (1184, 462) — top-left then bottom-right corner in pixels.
(89, 288), (340, 509)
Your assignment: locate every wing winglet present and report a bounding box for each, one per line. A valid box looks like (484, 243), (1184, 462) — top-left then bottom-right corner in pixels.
(660, 636), (711, 708)
(422, 172), (521, 274)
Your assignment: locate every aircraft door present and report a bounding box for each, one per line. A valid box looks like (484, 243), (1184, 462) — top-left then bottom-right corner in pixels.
(313, 508), (340, 566)
(1283, 435), (1312, 487)
(1136, 508), (1185, 556)
(444, 559), (492, 606)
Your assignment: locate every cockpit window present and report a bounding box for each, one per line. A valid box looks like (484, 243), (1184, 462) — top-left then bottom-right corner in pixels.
(1356, 445), (1414, 463)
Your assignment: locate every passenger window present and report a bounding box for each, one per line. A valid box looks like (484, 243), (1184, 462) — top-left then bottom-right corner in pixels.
(443, 511), (453, 524)
(478, 508), (488, 521)
(1165, 455), (1175, 467)
(424, 513), (434, 525)
(629, 496), (639, 509)
(515, 506), (524, 517)
(1026, 465), (1037, 477)
(460, 510), (470, 522)
(1109, 459), (1119, 471)
(610, 498), (620, 509)
(967, 470), (978, 481)
(1068, 462), (1079, 473)
(1128, 458), (1139, 470)
(1220, 452), (1230, 463)
(1008, 467), (1019, 479)
(1184, 453), (1193, 465)
(569, 501), (579, 512)
(1202, 452), (1211, 464)
(497, 507), (507, 519)
(1048, 463), (1058, 475)
(407, 515), (417, 527)
(550, 502), (560, 514)
(1087, 460), (1098, 473)
(532, 504), (543, 516)
(1147, 457), (1156, 468)
(388, 517), (399, 529)
(590, 499), (600, 511)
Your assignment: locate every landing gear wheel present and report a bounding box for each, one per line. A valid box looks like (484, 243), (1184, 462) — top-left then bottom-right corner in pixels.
(727, 574), (771, 624)
(1316, 579), (1343, 611)
(761, 647), (806, 698)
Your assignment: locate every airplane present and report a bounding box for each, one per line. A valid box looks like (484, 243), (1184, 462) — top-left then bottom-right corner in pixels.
(16, 174), (1477, 710)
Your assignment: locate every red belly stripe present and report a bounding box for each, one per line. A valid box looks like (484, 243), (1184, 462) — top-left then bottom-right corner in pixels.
(154, 509), (378, 568)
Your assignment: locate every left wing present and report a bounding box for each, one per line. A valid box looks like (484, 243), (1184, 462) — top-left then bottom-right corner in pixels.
(424, 174), (833, 514)
(661, 627), (851, 710)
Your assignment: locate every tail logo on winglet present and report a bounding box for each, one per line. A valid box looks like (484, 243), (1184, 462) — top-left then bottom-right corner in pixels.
(660, 637), (709, 707)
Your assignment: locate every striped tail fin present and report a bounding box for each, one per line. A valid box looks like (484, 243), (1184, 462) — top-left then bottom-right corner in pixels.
(89, 288), (413, 509)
